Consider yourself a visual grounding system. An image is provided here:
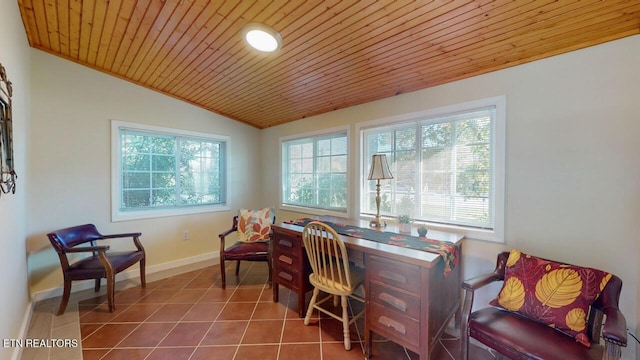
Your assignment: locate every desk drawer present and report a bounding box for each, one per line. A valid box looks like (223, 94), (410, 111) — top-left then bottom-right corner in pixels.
(369, 282), (420, 320)
(276, 267), (299, 290)
(274, 236), (300, 256)
(367, 255), (420, 294)
(369, 302), (420, 349)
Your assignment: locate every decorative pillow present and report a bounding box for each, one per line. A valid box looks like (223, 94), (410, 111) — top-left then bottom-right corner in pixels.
(237, 208), (274, 242)
(490, 249), (612, 347)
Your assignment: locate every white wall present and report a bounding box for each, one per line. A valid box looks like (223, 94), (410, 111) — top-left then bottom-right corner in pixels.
(26, 50), (262, 295)
(0, 2), (31, 360)
(261, 35), (640, 358)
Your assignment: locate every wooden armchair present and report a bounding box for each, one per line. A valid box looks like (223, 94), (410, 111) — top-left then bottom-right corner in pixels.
(218, 208), (275, 289)
(461, 251), (627, 360)
(47, 224), (146, 315)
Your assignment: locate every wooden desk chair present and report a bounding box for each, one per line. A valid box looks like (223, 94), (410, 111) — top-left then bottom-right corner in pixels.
(461, 250), (627, 360)
(302, 221), (365, 350)
(218, 208), (275, 289)
(47, 224), (146, 315)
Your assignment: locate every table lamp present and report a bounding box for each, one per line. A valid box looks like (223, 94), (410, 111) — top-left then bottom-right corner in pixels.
(368, 154), (393, 227)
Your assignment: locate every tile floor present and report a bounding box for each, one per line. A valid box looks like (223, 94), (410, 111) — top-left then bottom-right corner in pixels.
(23, 261), (496, 360)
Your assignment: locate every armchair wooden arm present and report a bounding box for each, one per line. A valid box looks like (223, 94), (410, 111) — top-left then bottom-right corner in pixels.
(64, 245), (110, 253)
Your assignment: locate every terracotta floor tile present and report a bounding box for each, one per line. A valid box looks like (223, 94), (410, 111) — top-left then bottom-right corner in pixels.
(137, 289), (178, 304)
(81, 349), (110, 360)
(241, 320), (284, 344)
(79, 323), (103, 339)
(229, 287), (265, 302)
(82, 323), (139, 348)
(116, 322), (175, 347)
(279, 343), (322, 360)
(234, 344), (279, 360)
(145, 303), (193, 322)
(182, 302), (225, 321)
(184, 275), (216, 289)
(100, 348), (154, 360)
(200, 321), (249, 346)
(79, 304), (126, 324)
(198, 288), (235, 302)
(321, 341), (367, 359)
(158, 321), (212, 346)
(145, 347), (196, 360)
(251, 301), (288, 320)
(190, 345), (237, 360)
(281, 319), (320, 343)
(110, 303), (160, 322)
(217, 302), (256, 321)
(167, 289), (207, 303)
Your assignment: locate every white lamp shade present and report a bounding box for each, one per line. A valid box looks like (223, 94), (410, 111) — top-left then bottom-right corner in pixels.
(368, 154), (393, 180)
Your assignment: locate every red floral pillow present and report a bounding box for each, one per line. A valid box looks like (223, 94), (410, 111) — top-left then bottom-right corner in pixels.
(490, 249), (612, 347)
(237, 208), (274, 242)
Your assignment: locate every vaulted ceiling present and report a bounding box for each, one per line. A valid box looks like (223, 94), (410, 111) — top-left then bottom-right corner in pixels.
(17, 0), (640, 129)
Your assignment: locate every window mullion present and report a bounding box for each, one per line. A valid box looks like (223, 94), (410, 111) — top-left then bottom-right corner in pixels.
(450, 121), (457, 221)
(175, 137), (181, 206)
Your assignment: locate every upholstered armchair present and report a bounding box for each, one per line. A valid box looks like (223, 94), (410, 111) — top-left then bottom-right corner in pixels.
(218, 208), (275, 289)
(47, 224), (146, 315)
(461, 250), (627, 360)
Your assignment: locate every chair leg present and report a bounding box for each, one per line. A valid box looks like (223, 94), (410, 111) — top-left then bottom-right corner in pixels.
(57, 280), (72, 316)
(341, 295), (351, 351)
(220, 258), (226, 289)
(98, 253), (116, 312)
(304, 288), (320, 325)
(139, 258), (146, 287)
(106, 273), (115, 312)
(267, 257), (273, 288)
(235, 260), (241, 275)
(94, 278), (100, 292)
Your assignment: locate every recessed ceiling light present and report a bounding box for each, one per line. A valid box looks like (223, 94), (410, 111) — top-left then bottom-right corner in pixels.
(242, 23), (282, 53)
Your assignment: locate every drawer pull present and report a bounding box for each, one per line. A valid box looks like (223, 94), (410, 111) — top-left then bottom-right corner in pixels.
(278, 239), (293, 248)
(378, 292), (407, 313)
(378, 316), (406, 335)
(278, 271), (293, 281)
(278, 255), (293, 264)
(378, 270), (407, 284)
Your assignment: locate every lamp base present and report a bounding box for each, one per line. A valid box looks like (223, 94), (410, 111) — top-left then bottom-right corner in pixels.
(369, 218), (386, 228)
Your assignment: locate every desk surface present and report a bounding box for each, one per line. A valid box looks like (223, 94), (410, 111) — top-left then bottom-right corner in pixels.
(274, 216), (464, 268)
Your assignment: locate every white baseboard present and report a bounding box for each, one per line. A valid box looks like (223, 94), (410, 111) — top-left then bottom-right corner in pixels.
(11, 302), (34, 360)
(30, 251), (219, 303)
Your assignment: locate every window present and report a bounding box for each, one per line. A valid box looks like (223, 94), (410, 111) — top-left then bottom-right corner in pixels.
(360, 97), (505, 242)
(281, 128), (349, 215)
(112, 120), (228, 221)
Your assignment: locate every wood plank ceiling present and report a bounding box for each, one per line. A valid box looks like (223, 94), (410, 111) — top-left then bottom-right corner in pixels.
(18, 0), (640, 129)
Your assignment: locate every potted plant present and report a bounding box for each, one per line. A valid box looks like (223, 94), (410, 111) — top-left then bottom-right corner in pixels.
(417, 224), (428, 237)
(397, 214), (412, 233)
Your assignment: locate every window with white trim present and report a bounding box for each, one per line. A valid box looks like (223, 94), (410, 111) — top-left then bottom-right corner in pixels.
(112, 120), (228, 221)
(281, 129), (348, 214)
(360, 97), (505, 241)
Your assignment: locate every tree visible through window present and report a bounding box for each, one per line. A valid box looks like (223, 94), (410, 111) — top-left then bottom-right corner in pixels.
(362, 106), (497, 230)
(281, 131), (348, 213)
(113, 121), (227, 220)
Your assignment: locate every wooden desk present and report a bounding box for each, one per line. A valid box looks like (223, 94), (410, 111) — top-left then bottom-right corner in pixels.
(271, 217), (464, 360)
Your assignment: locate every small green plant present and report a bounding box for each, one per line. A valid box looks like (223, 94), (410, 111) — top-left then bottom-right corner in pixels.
(417, 224), (428, 236)
(397, 214), (411, 224)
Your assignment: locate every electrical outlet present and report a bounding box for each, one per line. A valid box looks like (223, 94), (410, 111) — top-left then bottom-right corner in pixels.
(183, 231), (189, 240)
